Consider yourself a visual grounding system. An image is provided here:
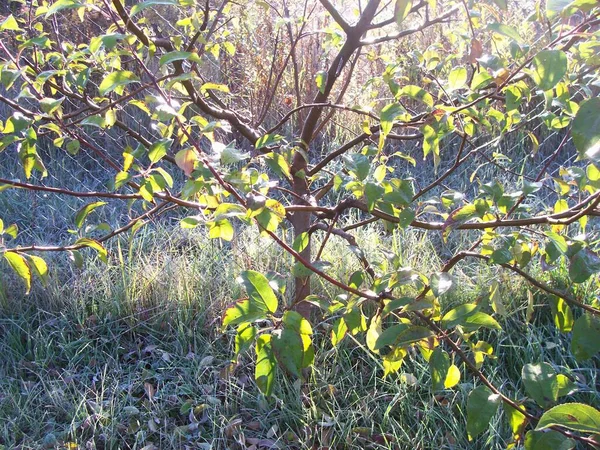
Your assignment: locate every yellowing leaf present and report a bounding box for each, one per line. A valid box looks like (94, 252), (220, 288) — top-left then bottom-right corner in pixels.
(175, 148), (198, 176)
(4, 251), (32, 293)
(394, 0), (413, 24)
(444, 364), (460, 388)
(1, 15), (21, 31)
(75, 201), (106, 229)
(26, 254), (48, 286)
(238, 270), (278, 313)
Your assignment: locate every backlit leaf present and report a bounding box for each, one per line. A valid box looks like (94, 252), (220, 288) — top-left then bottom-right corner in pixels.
(448, 67), (467, 91)
(255, 334), (276, 396)
(26, 255), (48, 286)
(98, 71), (139, 96)
(394, 0), (413, 24)
(75, 201), (106, 229)
(222, 299), (266, 327)
(530, 50), (567, 91)
(3, 251), (31, 294)
(159, 51), (201, 66)
(238, 270), (278, 313)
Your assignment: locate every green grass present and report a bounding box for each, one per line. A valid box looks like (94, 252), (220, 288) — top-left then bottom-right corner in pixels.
(1, 222), (598, 450)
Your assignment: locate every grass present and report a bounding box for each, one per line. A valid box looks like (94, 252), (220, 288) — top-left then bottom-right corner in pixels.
(1, 219), (599, 450)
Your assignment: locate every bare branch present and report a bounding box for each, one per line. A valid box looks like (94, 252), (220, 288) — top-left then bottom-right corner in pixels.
(0, 178), (140, 200)
(319, 0), (352, 33)
(368, 1), (427, 29)
(360, 6), (460, 45)
(461, 252), (600, 317)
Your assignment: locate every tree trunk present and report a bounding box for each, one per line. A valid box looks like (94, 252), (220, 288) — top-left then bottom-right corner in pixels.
(290, 151), (313, 319)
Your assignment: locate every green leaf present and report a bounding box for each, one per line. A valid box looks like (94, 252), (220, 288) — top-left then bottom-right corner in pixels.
(399, 85), (433, 107)
(442, 303), (478, 326)
(548, 297), (573, 332)
(4, 223), (18, 239)
(569, 248), (600, 283)
(39, 97), (64, 114)
(159, 51), (201, 66)
(430, 347), (451, 390)
(447, 67), (467, 91)
(467, 385), (501, 440)
(272, 328), (305, 377)
(130, 0), (178, 16)
(255, 334), (276, 396)
(522, 362), (558, 408)
(536, 403), (600, 434)
(180, 216), (201, 229)
(219, 144), (250, 165)
(75, 201), (106, 229)
(571, 313), (600, 361)
(503, 403), (527, 440)
(234, 322), (256, 356)
(148, 139), (172, 163)
(66, 140), (80, 155)
(239, 270), (278, 313)
(26, 255), (48, 286)
(344, 153), (371, 181)
(265, 152), (291, 179)
(3, 251), (32, 294)
(256, 134), (284, 150)
(380, 103), (404, 137)
(331, 317), (348, 346)
(292, 232), (310, 253)
(44, 0), (82, 18)
(487, 23), (522, 42)
(222, 299), (266, 327)
(207, 219), (234, 241)
(374, 323), (407, 350)
(546, 231), (568, 254)
(442, 203), (485, 239)
(524, 430), (575, 450)
(572, 98), (600, 163)
(393, 326), (434, 349)
(394, 0), (413, 24)
(530, 50), (567, 91)
(98, 71), (139, 96)
(1, 15), (20, 31)
(492, 0), (507, 9)
(364, 182), (384, 211)
(68, 250), (84, 268)
(556, 374), (576, 398)
(282, 310), (312, 335)
(441, 304), (501, 331)
(430, 272), (453, 297)
(80, 115), (106, 128)
(315, 71), (327, 94)
(74, 238), (108, 263)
